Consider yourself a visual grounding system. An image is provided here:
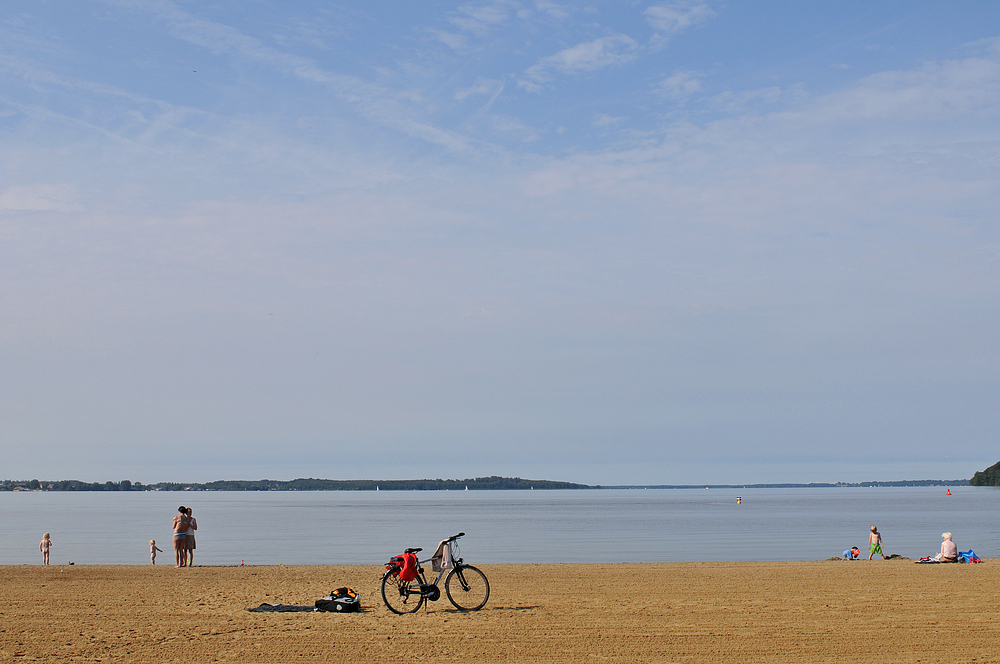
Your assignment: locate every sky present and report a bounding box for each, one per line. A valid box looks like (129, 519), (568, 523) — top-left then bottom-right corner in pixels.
(1, 1), (999, 485)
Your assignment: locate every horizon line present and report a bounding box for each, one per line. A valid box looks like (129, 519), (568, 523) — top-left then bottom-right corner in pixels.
(1, 477), (973, 490)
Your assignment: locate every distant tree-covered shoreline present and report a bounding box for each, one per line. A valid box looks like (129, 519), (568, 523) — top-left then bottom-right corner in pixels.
(0, 476), (589, 491)
(0, 476), (974, 491)
(970, 461), (1000, 486)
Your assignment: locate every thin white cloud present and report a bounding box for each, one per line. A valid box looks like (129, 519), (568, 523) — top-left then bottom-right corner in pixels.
(594, 113), (625, 127)
(428, 28), (468, 50)
(0, 51), (199, 116)
(961, 36), (1000, 56)
(803, 54), (1000, 123)
(645, 1), (715, 48)
(0, 184), (80, 212)
(711, 85), (784, 112)
(101, 0), (475, 153)
(446, 1), (513, 35)
(523, 44), (1000, 205)
(645, 1), (715, 34)
(488, 114), (539, 141)
(534, 0), (571, 20)
(455, 78), (504, 100)
(522, 34), (638, 88)
(549, 35), (639, 73)
(0, 89), (197, 153)
(656, 70), (702, 102)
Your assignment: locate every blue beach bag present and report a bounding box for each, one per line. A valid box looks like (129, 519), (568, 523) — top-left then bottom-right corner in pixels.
(958, 550), (980, 563)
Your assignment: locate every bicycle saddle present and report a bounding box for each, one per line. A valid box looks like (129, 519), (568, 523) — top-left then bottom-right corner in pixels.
(405, 547), (422, 553)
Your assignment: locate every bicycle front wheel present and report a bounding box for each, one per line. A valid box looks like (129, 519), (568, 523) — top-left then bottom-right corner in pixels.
(382, 571), (424, 614)
(444, 565), (489, 611)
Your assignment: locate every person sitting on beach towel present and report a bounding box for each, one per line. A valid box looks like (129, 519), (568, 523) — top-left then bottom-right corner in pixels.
(935, 532), (958, 563)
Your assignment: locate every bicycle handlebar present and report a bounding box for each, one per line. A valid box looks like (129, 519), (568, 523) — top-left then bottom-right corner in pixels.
(388, 534), (464, 562)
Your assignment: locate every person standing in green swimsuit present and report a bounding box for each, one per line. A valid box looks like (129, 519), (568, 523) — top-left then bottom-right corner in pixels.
(869, 525), (886, 560)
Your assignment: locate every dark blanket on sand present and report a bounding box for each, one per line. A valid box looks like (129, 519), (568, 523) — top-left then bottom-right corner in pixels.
(248, 603), (315, 613)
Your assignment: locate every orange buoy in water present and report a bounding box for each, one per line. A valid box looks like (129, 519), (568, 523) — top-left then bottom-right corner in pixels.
(947, 489), (951, 496)
(737, 496), (742, 504)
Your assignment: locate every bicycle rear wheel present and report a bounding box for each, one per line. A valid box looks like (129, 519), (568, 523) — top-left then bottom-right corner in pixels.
(444, 565), (489, 611)
(382, 571), (424, 614)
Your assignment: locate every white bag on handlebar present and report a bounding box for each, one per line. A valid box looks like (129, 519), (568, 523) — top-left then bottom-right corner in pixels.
(431, 540), (453, 572)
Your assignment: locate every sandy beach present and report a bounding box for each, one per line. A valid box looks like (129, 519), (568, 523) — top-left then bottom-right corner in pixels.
(1, 560), (997, 663)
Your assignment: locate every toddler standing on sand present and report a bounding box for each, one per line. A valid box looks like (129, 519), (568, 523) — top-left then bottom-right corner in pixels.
(150, 540), (163, 565)
(39, 533), (52, 565)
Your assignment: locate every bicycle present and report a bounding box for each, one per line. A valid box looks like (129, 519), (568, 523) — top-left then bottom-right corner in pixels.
(381, 532), (490, 614)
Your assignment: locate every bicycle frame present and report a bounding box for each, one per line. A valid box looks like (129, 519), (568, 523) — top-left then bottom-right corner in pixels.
(416, 565), (445, 588)
(419, 539), (459, 586)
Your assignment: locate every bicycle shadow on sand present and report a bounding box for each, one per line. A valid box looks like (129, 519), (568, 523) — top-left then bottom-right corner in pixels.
(440, 605), (539, 612)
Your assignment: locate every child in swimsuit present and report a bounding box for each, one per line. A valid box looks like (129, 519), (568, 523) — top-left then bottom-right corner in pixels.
(150, 540), (162, 565)
(869, 525), (885, 560)
(39, 533), (52, 565)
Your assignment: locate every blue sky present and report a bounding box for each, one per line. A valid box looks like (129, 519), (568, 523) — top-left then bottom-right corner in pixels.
(2, 1), (998, 484)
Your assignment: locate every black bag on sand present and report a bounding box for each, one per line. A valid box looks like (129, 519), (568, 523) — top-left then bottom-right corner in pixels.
(315, 587), (360, 613)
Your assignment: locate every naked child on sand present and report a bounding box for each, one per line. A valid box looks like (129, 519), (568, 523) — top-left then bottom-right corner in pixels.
(39, 533), (52, 565)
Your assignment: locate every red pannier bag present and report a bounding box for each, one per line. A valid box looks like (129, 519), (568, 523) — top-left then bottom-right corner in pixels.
(398, 552), (418, 582)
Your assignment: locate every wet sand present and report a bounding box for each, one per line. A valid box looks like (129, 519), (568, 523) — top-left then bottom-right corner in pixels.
(1, 561), (997, 663)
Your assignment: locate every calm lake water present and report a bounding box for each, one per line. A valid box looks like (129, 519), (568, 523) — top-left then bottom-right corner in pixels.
(1, 487), (997, 565)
